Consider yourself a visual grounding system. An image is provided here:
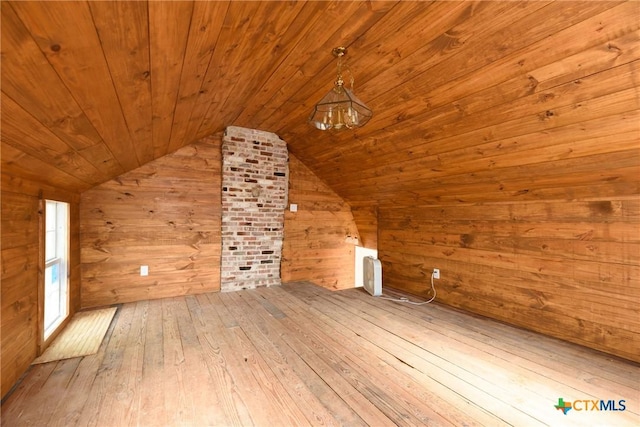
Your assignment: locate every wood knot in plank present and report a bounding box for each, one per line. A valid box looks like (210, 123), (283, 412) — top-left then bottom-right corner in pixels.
(526, 75), (539, 93)
(538, 93), (555, 102)
(538, 110), (555, 121)
(588, 201), (614, 216)
(607, 43), (621, 53)
(459, 234), (475, 248)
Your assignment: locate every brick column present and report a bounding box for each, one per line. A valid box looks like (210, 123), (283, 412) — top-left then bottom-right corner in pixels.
(221, 126), (288, 291)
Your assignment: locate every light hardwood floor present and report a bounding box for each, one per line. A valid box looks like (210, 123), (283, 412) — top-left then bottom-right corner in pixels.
(2, 282), (639, 426)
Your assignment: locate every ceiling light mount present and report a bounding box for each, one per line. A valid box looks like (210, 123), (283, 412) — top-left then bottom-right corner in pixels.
(332, 46), (347, 57)
(308, 47), (372, 131)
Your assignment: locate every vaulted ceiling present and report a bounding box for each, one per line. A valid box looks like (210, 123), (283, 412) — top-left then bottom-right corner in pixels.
(2, 1), (638, 206)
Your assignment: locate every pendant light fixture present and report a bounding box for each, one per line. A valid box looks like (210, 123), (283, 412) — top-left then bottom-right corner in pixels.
(308, 47), (372, 131)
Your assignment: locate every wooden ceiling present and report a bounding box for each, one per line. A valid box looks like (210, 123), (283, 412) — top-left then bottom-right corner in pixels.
(2, 1), (638, 206)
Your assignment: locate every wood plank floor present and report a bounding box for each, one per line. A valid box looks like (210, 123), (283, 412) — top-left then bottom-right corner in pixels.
(2, 282), (639, 426)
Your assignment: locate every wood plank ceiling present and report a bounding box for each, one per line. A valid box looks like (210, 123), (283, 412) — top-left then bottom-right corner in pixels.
(2, 1), (638, 205)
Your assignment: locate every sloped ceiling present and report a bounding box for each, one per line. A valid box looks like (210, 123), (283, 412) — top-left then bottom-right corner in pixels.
(2, 1), (638, 206)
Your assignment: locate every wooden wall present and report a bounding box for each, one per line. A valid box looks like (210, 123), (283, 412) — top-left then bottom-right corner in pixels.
(80, 136), (222, 308)
(350, 201), (378, 249)
(80, 134), (359, 305)
(282, 154), (359, 290)
(379, 200), (639, 363)
(1, 174), (81, 399)
(1, 132), (359, 397)
(292, 3), (639, 363)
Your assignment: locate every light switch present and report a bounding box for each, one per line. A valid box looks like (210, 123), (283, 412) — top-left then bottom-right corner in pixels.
(140, 265), (149, 276)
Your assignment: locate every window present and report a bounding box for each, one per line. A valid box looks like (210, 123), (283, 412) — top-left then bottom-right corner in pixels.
(43, 200), (69, 340)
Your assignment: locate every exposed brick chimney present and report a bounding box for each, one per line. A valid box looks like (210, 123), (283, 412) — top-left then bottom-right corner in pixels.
(220, 126), (288, 291)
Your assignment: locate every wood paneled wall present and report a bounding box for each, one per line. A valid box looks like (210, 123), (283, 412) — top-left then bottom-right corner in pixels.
(379, 198), (639, 363)
(282, 154), (359, 290)
(312, 3), (640, 364)
(80, 133), (359, 304)
(80, 136), (222, 308)
(350, 201), (378, 249)
(2, 132), (359, 397)
(1, 174), (80, 399)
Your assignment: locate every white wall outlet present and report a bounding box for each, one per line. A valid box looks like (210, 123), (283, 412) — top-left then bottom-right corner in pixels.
(289, 203), (298, 212)
(433, 268), (440, 279)
(140, 265), (149, 276)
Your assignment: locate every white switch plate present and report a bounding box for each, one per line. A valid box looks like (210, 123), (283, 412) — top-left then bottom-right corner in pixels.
(433, 268), (440, 279)
(140, 265), (149, 276)
(290, 203), (298, 212)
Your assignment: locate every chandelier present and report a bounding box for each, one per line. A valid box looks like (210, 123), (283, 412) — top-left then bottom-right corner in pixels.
(308, 47), (372, 131)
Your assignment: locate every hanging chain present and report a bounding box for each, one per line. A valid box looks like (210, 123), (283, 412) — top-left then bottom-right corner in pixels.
(335, 55), (344, 87)
(335, 54), (355, 91)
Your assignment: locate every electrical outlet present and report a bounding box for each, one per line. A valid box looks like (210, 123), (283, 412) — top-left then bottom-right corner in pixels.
(140, 265), (149, 276)
(433, 268), (440, 279)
